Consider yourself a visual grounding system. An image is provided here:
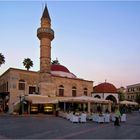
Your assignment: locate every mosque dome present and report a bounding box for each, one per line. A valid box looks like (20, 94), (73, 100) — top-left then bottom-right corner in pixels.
(51, 63), (76, 78)
(93, 82), (117, 93)
(51, 64), (70, 73)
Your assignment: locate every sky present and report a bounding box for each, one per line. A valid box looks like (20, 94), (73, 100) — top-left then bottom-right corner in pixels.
(0, 1), (140, 88)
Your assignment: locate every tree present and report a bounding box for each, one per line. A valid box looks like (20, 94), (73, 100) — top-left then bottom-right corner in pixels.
(136, 94), (140, 104)
(118, 87), (126, 101)
(0, 53), (5, 67)
(118, 92), (125, 101)
(52, 59), (60, 65)
(23, 58), (33, 71)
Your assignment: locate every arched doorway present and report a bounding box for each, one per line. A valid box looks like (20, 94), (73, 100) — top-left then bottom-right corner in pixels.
(106, 95), (117, 112)
(106, 95), (117, 103)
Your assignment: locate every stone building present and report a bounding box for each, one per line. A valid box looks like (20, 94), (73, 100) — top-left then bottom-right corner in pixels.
(125, 83), (140, 102)
(0, 5), (93, 113)
(92, 82), (119, 103)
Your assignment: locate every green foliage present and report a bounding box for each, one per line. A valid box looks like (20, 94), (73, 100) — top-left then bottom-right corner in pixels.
(52, 59), (60, 65)
(23, 58), (33, 71)
(0, 53), (5, 67)
(118, 92), (125, 101)
(136, 94), (140, 104)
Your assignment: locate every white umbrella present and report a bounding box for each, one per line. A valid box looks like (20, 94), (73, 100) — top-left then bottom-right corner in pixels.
(119, 100), (138, 105)
(58, 96), (112, 104)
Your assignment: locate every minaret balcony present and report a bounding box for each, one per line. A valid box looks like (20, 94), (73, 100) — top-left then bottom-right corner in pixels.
(37, 27), (54, 40)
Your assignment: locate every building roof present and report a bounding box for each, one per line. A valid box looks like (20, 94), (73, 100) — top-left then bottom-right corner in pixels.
(51, 64), (77, 78)
(127, 83), (140, 88)
(0, 67), (93, 83)
(42, 5), (51, 21)
(51, 64), (70, 73)
(93, 82), (117, 93)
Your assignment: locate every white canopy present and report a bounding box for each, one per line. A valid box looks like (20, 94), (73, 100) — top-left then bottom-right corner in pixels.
(58, 96), (112, 104)
(25, 95), (58, 104)
(119, 100), (138, 105)
(25, 95), (112, 104)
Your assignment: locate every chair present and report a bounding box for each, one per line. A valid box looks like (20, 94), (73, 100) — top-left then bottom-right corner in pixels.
(79, 113), (87, 123)
(87, 114), (92, 120)
(121, 114), (126, 122)
(104, 114), (110, 123)
(92, 114), (98, 122)
(70, 115), (79, 123)
(58, 111), (62, 117)
(68, 112), (73, 120)
(97, 115), (104, 123)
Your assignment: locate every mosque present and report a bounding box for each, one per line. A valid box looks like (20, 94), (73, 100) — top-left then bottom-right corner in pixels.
(0, 5), (119, 114)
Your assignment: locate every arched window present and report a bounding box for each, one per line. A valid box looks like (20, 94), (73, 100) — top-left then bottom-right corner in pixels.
(59, 85), (64, 96)
(83, 88), (88, 96)
(94, 95), (101, 99)
(19, 80), (25, 90)
(72, 86), (77, 97)
(128, 95), (129, 99)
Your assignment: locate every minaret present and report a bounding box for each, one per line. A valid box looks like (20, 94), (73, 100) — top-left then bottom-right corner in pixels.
(37, 5), (55, 96)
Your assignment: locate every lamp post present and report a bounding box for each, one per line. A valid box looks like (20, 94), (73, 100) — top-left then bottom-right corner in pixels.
(19, 95), (22, 115)
(19, 95), (27, 115)
(5, 95), (9, 113)
(18, 81), (27, 115)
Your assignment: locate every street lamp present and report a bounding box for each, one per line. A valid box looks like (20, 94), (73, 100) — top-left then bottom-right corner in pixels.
(19, 95), (22, 115)
(19, 94), (28, 115)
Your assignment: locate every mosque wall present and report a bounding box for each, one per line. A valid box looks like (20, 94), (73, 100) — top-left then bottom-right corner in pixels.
(0, 68), (93, 113)
(52, 75), (93, 97)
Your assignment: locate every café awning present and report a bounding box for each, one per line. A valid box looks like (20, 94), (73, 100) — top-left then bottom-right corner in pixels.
(25, 95), (58, 104)
(24, 95), (112, 104)
(57, 96), (112, 104)
(119, 100), (138, 106)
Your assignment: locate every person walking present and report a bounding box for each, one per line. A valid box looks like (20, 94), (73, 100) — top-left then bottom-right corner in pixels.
(114, 107), (121, 126)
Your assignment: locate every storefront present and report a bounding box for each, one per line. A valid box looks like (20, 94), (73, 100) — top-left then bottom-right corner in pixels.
(0, 92), (9, 113)
(14, 95), (112, 115)
(30, 104), (55, 114)
(24, 95), (58, 114)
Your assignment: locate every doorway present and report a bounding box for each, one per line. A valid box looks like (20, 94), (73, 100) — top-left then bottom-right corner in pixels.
(29, 86), (36, 94)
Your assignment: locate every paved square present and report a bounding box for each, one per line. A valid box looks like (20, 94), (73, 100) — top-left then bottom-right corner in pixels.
(0, 111), (140, 139)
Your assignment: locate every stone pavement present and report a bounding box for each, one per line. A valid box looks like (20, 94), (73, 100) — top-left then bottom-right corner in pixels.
(0, 111), (140, 139)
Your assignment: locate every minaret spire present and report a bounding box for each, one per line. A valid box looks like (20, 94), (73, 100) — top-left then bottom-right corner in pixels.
(42, 4), (51, 21)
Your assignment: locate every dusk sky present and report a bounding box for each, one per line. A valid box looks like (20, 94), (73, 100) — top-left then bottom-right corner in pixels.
(0, 1), (140, 88)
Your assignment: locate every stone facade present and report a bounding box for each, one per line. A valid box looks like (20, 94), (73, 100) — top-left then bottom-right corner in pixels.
(0, 68), (93, 112)
(52, 75), (93, 97)
(0, 68), (39, 112)
(126, 83), (140, 102)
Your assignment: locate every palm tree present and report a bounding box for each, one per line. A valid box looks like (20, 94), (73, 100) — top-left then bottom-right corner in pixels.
(23, 58), (33, 71)
(0, 53), (5, 67)
(52, 59), (60, 65)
